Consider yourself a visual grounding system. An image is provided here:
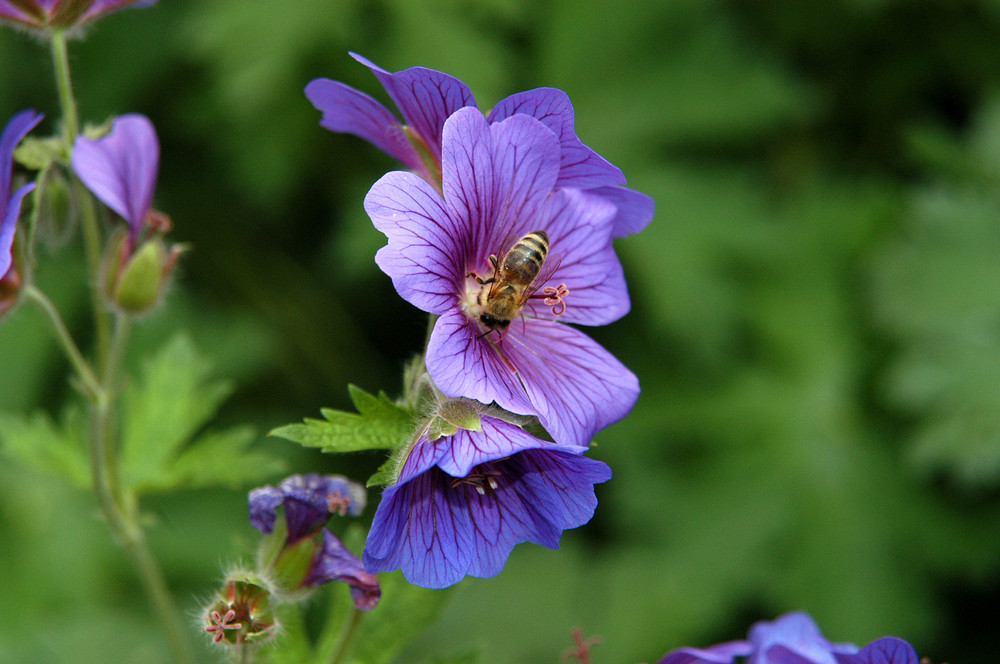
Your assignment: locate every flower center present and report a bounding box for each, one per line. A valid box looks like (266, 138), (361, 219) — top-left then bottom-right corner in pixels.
(450, 464), (502, 496)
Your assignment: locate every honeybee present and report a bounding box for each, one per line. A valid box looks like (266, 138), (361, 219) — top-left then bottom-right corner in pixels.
(471, 230), (552, 335)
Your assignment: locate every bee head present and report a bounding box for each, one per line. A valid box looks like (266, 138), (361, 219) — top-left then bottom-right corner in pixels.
(479, 312), (509, 330)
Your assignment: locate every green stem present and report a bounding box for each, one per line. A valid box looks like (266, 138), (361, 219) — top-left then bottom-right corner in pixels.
(46, 30), (196, 664)
(329, 609), (365, 664)
(22, 284), (103, 403)
(49, 28), (110, 372)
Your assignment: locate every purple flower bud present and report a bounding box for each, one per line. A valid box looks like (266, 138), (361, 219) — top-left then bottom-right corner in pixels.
(0, 0), (156, 34)
(303, 529), (381, 610)
(249, 473), (366, 542)
(248, 474), (379, 609)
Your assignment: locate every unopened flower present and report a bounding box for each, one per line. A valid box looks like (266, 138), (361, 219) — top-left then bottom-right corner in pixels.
(657, 612), (919, 664)
(305, 52), (653, 237)
(202, 573), (277, 647)
(249, 474), (380, 610)
(1, 109), (44, 281)
(366, 106), (638, 446)
(72, 113), (180, 312)
(0, 0), (156, 34)
(363, 407), (611, 588)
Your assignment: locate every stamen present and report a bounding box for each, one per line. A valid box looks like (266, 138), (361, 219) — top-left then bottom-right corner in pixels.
(542, 283), (570, 315)
(450, 466), (503, 496)
(326, 490), (351, 516)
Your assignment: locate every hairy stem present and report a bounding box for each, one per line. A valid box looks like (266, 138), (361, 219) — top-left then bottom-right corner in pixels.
(22, 284), (103, 403)
(329, 608), (365, 664)
(46, 29), (196, 664)
(49, 28), (110, 371)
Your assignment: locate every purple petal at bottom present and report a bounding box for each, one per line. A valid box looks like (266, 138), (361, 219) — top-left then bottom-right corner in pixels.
(363, 439), (611, 589)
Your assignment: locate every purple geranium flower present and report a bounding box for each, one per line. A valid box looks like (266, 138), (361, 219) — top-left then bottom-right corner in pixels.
(0, 0), (155, 32)
(366, 106), (638, 446)
(72, 113), (160, 248)
(657, 612), (919, 664)
(363, 412), (611, 588)
(249, 474), (379, 610)
(1, 109), (44, 280)
(305, 52), (653, 237)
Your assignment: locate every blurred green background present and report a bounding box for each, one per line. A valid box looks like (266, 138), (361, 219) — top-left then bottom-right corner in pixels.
(3, 0), (1000, 662)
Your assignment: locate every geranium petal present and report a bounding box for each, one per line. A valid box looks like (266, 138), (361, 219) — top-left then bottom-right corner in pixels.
(832, 638), (919, 664)
(657, 642), (754, 664)
(247, 485), (283, 535)
(351, 52), (475, 163)
(366, 170), (465, 312)
(303, 529), (381, 610)
(72, 113), (158, 237)
(498, 319), (639, 445)
(426, 309), (536, 417)
(590, 184), (655, 237)
(1, 109), (43, 213)
(365, 438), (610, 588)
(304, 78), (427, 176)
(433, 415), (588, 478)
(489, 88), (625, 189)
(83, 0), (157, 20)
(440, 108), (561, 259)
(526, 188), (629, 326)
(1, 182), (33, 278)
(749, 612), (853, 664)
(364, 468), (473, 588)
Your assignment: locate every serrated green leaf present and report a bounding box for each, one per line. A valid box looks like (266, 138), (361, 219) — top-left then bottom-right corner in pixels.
(119, 334), (282, 493)
(14, 136), (65, 170)
(154, 425), (286, 492)
(367, 454), (401, 488)
(270, 385), (415, 454)
(0, 407), (89, 489)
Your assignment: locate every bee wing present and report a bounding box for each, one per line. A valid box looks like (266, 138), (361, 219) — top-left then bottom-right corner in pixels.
(526, 251), (563, 299)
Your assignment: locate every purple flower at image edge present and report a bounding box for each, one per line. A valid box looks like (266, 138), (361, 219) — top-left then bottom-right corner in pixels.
(657, 612), (919, 664)
(248, 474), (379, 610)
(72, 113), (159, 246)
(1, 109), (44, 279)
(304, 52), (653, 237)
(0, 0), (156, 31)
(363, 413), (612, 588)
(366, 106), (639, 446)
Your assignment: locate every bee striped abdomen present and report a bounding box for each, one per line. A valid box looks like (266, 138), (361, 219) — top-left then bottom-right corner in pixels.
(501, 231), (548, 282)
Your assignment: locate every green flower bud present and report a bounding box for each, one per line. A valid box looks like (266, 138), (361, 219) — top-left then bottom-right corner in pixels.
(102, 231), (183, 314)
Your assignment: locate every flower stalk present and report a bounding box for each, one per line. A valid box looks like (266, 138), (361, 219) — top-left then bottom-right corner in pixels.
(36, 31), (198, 664)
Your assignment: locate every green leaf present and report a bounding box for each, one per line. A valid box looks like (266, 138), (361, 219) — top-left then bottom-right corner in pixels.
(119, 334), (283, 493)
(0, 406), (90, 489)
(270, 384), (416, 454)
(164, 425), (286, 491)
(366, 455), (401, 489)
(14, 136), (65, 170)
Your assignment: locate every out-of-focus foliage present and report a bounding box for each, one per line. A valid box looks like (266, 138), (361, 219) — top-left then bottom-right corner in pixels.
(2, 1), (1000, 663)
